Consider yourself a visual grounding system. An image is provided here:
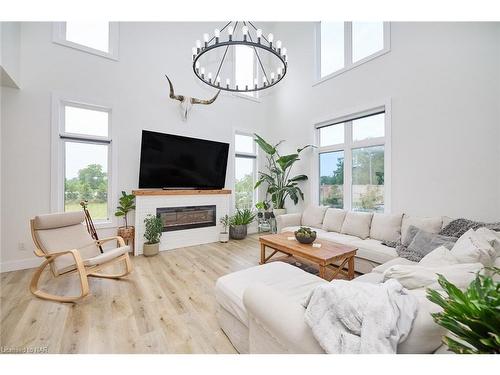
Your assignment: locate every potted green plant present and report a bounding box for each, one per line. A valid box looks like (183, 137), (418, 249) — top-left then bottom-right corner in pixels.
(143, 214), (162, 257)
(219, 214), (230, 243)
(229, 208), (256, 240)
(255, 200), (272, 220)
(114, 191), (136, 243)
(253, 134), (313, 216)
(426, 267), (500, 354)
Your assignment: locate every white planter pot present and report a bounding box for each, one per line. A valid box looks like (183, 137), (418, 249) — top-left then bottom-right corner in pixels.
(273, 208), (287, 217)
(219, 232), (229, 243)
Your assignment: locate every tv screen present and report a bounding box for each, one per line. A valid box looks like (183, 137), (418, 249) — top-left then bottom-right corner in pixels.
(138, 130), (229, 189)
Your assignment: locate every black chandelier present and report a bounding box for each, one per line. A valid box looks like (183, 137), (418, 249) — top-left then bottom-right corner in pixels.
(191, 21), (288, 93)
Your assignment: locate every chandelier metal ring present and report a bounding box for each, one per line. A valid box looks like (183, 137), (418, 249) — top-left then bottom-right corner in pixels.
(191, 21), (288, 93)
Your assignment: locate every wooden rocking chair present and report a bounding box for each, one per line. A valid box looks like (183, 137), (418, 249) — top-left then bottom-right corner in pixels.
(30, 211), (132, 302)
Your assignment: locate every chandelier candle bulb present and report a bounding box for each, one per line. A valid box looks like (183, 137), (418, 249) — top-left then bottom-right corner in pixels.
(196, 39), (201, 53)
(200, 67), (205, 79)
(282, 47), (287, 58)
(242, 26), (248, 41)
(216, 76), (221, 86)
(195, 61), (200, 72)
(214, 28), (220, 43)
(276, 40), (282, 53)
(270, 72), (275, 83)
(245, 85), (248, 91)
(226, 78), (230, 89)
(192, 47), (197, 60)
(203, 33), (209, 47)
(254, 77), (258, 89)
(227, 26), (233, 41)
(268, 33), (274, 47)
(208, 72), (212, 83)
(256, 28), (262, 43)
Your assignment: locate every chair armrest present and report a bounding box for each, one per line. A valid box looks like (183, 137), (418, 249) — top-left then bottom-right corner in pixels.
(46, 249), (86, 271)
(243, 283), (324, 354)
(96, 236), (126, 247)
(276, 213), (302, 233)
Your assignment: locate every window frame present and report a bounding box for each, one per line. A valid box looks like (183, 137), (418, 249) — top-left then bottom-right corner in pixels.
(314, 22), (391, 86)
(52, 22), (120, 61)
(51, 93), (117, 228)
(233, 131), (258, 210)
(313, 100), (391, 212)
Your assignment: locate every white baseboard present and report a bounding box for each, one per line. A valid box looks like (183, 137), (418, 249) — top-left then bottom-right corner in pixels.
(1, 258), (41, 273)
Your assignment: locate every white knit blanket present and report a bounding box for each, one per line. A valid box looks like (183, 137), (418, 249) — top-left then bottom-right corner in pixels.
(304, 279), (418, 354)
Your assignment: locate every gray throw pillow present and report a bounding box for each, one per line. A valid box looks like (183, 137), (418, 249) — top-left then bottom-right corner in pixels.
(397, 228), (458, 262)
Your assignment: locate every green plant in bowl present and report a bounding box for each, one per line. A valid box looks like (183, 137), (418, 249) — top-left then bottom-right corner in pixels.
(294, 226), (317, 244)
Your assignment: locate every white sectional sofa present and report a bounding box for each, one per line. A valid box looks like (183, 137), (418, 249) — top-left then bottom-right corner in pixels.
(215, 206), (457, 354)
(276, 206), (450, 274)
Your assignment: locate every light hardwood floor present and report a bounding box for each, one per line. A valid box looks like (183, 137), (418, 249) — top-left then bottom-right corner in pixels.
(0, 235), (262, 354)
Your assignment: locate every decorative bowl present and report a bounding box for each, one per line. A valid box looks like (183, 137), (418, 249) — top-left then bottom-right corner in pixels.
(294, 229), (317, 244)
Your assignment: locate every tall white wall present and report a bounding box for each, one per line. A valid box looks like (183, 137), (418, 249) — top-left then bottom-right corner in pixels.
(268, 22), (500, 221)
(0, 22), (21, 87)
(0, 22), (274, 271)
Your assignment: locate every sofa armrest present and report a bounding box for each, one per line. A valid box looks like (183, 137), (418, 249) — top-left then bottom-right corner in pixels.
(276, 213), (302, 233)
(243, 283), (324, 354)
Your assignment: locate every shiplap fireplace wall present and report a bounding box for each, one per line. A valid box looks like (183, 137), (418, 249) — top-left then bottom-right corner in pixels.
(133, 190), (231, 255)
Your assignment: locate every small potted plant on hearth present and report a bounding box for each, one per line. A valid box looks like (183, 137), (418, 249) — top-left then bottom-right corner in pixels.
(229, 208), (256, 240)
(143, 214), (162, 257)
(219, 214), (230, 243)
(115, 191), (136, 246)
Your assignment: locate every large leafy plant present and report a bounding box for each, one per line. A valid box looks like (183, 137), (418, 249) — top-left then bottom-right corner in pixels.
(253, 134), (313, 209)
(229, 208), (256, 226)
(426, 267), (500, 354)
(114, 191), (136, 228)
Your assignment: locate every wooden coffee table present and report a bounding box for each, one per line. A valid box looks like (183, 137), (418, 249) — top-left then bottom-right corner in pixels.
(259, 232), (358, 280)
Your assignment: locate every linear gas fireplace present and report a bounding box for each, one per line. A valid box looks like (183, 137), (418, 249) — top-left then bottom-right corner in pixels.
(156, 205), (216, 232)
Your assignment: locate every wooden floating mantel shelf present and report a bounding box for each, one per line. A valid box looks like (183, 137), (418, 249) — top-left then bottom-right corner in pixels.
(132, 189), (232, 196)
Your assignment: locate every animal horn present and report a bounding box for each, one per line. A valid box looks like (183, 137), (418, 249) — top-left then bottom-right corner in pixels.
(165, 74), (185, 102)
(190, 90), (221, 105)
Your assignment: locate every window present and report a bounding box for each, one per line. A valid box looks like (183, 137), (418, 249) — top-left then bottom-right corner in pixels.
(317, 22), (389, 80)
(234, 45), (258, 98)
(52, 98), (114, 225)
(53, 22), (119, 60)
(234, 133), (257, 209)
(317, 110), (388, 213)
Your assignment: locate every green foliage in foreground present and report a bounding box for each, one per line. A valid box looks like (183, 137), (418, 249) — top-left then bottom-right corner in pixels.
(426, 267), (500, 354)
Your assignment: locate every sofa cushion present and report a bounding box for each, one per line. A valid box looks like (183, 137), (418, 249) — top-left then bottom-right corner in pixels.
(419, 245), (459, 267)
(475, 227), (500, 256)
(322, 208), (347, 232)
(349, 238), (398, 264)
(369, 213), (403, 242)
(341, 212), (374, 239)
(372, 257), (417, 273)
(319, 231), (360, 245)
(301, 205), (328, 228)
(397, 290), (446, 354)
(353, 272), (385, 284)
(215, 262), (326, 327)
(401, 215), (442, 241)
(450, 229), (496, 266)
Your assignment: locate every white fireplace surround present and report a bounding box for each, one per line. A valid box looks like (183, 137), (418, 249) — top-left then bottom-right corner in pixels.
(133, 190), (231, 255)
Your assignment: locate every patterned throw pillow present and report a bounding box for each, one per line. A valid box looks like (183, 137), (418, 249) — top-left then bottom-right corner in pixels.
(439, 218), (500, 238)
(396, 225), (458, 262)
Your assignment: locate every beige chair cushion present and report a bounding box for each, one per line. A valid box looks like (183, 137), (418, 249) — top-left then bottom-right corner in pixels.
(83, 246), (130, 266)
(341, 212), (374, 239)
(401, 215), (443, 241)
(34, 211), (86, 230)
(369, 213), (403, 242)
(301, 205), (328, 228)
(35, 223), (100, 273)
(322, 208), (347, 232)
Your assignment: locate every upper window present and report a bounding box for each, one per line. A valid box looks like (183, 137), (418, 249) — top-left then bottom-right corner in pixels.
(53, 99), (114, 225)
(317, 22), (389, 81)
(53, 22), (119, 60)
(317, 110), (388, 213)
(234, 133), (257, 209)
(234, 45), (258, 99)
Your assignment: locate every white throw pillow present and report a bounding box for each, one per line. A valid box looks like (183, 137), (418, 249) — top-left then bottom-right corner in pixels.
(301, 205), (328, 228)
(321, 208), (347, 232)
(383, 263), (483, 290)
(419, 246), (459, 267)
(340, 212), (373, 240)
(475, 227), (500, 257)
(369, 213), (403, 242)
(401, 215), (443, 241)
(450, 229), (496, 266)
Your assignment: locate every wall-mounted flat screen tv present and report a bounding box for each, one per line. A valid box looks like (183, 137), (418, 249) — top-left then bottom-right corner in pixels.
(139, 130), (229, 189)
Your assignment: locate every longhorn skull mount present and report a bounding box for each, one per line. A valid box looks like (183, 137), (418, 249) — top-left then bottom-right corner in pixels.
(165, 75), (220, 120)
